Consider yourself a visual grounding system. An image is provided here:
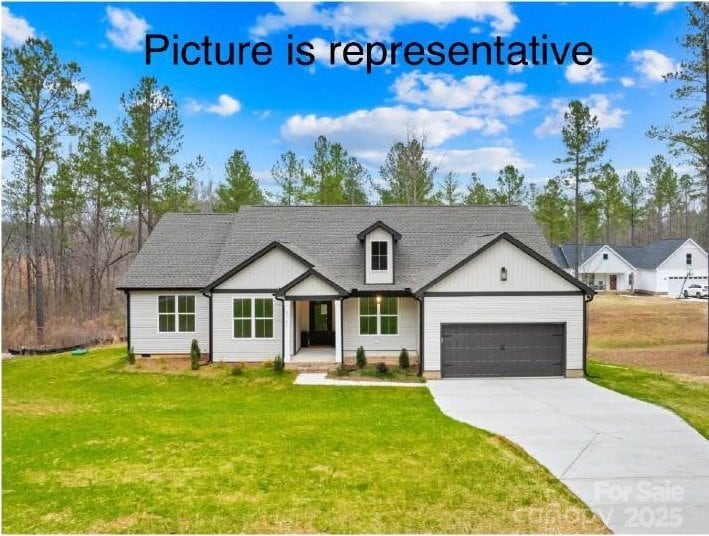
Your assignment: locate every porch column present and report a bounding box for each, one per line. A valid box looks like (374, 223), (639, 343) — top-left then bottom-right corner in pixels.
(334, 299), (343, 364)
(284, 300), (292, 362)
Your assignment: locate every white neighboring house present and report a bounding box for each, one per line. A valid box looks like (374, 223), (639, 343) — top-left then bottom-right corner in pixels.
(119, 206), (594, 379)
(553, 238), (708, 296)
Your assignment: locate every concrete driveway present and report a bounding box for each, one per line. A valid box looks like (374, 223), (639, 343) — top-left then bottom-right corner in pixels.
(428, 378), (709, 534)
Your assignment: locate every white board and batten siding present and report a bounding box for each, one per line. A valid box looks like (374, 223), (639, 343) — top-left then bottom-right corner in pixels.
(655, 240), (708, 294)
(424, 239), (584, 373)
(342, 296), (419, 356)
(365, 228), (393, 284)
(129, 291), (210, 354)
(285, 274), (340, 297)
(217, 247), (308, 290)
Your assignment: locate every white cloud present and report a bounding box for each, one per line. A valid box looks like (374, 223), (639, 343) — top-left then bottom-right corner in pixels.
(534, 94), (628, 137)
(2, 7), (35, 46)
(281, 106), (505, 152)
(105, 6), (149, 52)
(429, 147), (532, 174)
(628, 49), (677, 82)
(655, 2), (676, 14)
(391, 71), (538, 116)
(619, 76), (636, 88)
(565, 59), (608, 85)
(250, 1), (518, 40)
(73, 81), (91, 95)
(186, 94), (241, 117)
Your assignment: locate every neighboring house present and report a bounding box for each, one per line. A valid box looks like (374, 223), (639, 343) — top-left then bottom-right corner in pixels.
(118, 206), (593, 378)
(553, 238), (708, 296)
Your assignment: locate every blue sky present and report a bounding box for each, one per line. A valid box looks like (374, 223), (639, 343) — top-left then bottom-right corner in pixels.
(1, 1), (692, 198)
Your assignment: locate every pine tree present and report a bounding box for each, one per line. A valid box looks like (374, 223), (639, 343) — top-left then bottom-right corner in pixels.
(438, 172), (460, 205)
(622, 170), (645, 245)
(533, 179), (572, 245)
(215, 150), (264, 212)
(464, 173), (492, 205)
(494, 165), (526, 205)
(271, 151), (305, 205)
(592, 163), (626, 243)
(379, 133), (437, 204)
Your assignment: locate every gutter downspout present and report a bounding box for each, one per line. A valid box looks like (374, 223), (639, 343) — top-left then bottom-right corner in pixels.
(583, 291), (595, 376)
(275, 296), (285, 362)
(415, 294), (424, 377)
(125, 290), (131, 355)
(201, 289), (213, 363)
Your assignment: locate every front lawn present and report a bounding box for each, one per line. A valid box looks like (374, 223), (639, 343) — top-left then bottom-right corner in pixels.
(2, 346), (605, 533)
(587, 361), (709, 439)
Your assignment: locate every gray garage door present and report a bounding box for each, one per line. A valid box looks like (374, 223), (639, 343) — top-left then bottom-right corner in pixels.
(441, 323), (565, 378)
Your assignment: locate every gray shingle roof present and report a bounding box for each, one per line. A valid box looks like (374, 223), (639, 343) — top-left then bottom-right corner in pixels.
(119, 205), (554, 291)
(553, 239), (692, 271)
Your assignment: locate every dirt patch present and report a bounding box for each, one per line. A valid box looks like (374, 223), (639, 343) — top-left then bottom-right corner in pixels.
(90, 512), (166, 533)
(591, 343), (709, 377)
(127, 356), (209, 373)
(2, 399), (80, 416)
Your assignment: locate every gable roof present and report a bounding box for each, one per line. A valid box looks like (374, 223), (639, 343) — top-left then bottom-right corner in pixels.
(615, 239), (693, 269)
(276, 268), (348, 297)
(356, 220), (402, 241)
(416, 233), (593, 295)
(553, 244), (604, 270)
(120, 205), (558, 293)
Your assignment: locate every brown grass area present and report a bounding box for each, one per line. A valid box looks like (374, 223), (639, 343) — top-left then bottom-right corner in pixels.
(589, 294), (709, 378)
(589, 294), (707, 349)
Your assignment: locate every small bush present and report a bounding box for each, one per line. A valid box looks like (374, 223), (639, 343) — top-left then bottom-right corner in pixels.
(399, 348), (410, 369)
(127, 346), (135, 365)
(231, 364), (244, 376)
(376, 362), (389, 374)
(274, 354), (284, 374)
(356, 346), (367, 369)
(190, 339), (201, 370)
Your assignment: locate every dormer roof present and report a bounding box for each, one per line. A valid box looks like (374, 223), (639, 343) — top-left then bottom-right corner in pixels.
(356, 220), (402, 241)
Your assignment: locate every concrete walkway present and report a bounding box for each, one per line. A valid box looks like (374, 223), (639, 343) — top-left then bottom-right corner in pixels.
(428, 378), (709, 534)
(295, 372), (426, 387)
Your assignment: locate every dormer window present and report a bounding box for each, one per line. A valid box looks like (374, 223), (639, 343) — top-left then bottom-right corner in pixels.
(358, 220), (401, 285)
(371, 241), (388, 271)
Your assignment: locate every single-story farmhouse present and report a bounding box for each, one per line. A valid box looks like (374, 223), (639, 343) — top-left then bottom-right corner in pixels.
(552, 238), (708, 295)
(119, 206), (593, 378)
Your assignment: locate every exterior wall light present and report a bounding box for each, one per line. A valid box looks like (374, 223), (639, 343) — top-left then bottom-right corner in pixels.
(500, 267), (508, 282)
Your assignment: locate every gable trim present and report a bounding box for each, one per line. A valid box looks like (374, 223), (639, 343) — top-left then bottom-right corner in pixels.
(415, 232), (594, 296)
(275, 268), (348, 297)
(204, 241), (314, 291)
(582, 245), (636, 272)
(656, 238), (708, 271)
(357, 220), (402, 241)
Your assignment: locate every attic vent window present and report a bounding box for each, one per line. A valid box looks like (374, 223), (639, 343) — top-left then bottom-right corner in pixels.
(687, 253), (692, 266)
(371, 241), (388, 271)
(603, 253), (609, 260)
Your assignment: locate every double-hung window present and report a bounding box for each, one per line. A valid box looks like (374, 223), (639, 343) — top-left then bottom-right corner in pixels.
(359, 297), (398, 335)
(371, 241), (388, 271)
(158, 295), (195, 332)
(233, 297), (273, 338)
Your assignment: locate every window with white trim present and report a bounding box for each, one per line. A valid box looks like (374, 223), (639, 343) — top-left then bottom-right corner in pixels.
(158, 295), (195, 332)
(233, 297), (273, 338)
(371, 241), (388, 271)
(359, 297), (398, 335)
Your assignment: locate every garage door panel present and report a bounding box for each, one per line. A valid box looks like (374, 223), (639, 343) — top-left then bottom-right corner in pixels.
(441, 323), (564, 377)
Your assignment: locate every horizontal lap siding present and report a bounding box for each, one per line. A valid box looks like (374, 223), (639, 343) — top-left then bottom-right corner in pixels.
(129, 291), (210, 354)
(424, 295), (584, 372)
(212, 293), (282, 362)
(343, 296), (418, 354)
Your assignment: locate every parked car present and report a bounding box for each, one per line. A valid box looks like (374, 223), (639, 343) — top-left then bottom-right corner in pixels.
(683, 284), (709, 298)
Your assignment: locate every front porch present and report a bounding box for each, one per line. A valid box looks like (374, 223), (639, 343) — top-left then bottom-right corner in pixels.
(290, 346), (337, 363)
(284, 297), (343, 365)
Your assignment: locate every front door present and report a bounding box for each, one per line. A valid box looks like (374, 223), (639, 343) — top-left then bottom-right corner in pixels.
(309, 301), (333, 346)
(609, 274), (617, 290)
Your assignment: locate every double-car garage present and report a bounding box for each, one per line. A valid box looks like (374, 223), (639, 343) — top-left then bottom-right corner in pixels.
(440, 323), (565, 378)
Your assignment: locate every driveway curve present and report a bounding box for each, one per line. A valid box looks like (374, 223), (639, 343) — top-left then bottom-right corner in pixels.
(428, 378), (709, 534)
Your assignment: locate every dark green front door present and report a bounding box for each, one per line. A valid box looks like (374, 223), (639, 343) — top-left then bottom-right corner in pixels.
(309, 301), (333, 346)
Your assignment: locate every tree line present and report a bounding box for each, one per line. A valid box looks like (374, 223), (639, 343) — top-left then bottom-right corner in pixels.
(2, 3), (707, 349)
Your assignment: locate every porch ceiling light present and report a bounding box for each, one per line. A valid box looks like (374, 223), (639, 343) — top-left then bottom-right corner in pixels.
(376, 295), (382, 304)
(500, 267), (508, 282)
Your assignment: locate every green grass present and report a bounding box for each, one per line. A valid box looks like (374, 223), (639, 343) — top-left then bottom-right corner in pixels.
(2, 346), (605, 533)
(587, 361), (709, 439)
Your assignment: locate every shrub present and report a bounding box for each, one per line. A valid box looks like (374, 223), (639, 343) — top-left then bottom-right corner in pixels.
(399, 348), (410, 369)
(376, 362), (389, 374)
(356, 346), (367, 369)
(335, 364), (349, 376)
(127, 346), (135, 365)
(190, 339), (200, 370)
(231, 364), (244, 376)
(274, 354), (284, 374)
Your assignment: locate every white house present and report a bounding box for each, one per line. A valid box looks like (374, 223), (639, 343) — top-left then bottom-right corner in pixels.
(553, 238), (708, 296)
(119, 206), (593, 379)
